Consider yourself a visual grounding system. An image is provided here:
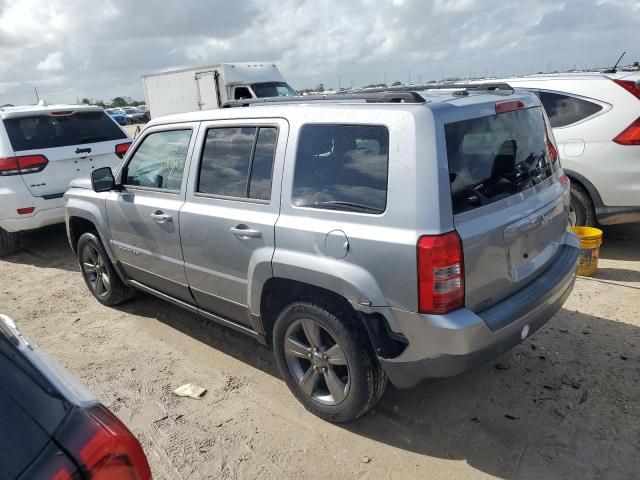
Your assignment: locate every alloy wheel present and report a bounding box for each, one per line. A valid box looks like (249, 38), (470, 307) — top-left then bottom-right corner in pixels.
(81, 244), (111, 299)
(283, 318), (350, 406)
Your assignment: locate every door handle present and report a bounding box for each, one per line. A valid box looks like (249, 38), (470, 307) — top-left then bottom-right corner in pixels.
(230, 225), (262, 239)
(150, 211), (172, 224)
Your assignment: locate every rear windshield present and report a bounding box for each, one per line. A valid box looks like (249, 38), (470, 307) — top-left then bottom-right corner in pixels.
(445, 106), (555, 215)
(3, 111), (127, 151)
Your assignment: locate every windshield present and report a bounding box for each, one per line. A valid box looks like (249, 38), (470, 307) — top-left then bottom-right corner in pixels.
(251, 82), (297, 98)
(122, 107), (139, 113)
(3, 111), (127, 151)
(445, 106), (557, 214)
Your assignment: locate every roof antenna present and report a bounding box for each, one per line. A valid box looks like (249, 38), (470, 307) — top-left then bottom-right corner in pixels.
(34, 86), (40, 103)
(603, 51), (626, 74)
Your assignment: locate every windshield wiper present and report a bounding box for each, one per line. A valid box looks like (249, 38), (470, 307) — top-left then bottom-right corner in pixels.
(301, 200), (383, 214)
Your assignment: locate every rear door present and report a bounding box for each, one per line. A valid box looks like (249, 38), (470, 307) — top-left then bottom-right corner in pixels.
(195, 71), (220, 110)
(106, 124), (198, 302)
(444, 101), (568, 312)
(2, 109), (129, 198)
(179, 119), (286, 328)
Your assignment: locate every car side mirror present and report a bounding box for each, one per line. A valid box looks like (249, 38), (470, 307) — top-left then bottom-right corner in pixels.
(91, 167), (115, 192)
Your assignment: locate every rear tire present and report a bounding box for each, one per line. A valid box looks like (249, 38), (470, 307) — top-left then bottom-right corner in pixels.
(570, 183), (597, 227)
(273, 301), (387, 423)
(0, 227), (20, 257)
(77, 232), (135, 306)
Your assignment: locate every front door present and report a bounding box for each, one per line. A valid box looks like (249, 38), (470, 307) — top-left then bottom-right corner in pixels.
(106, 124), (199, 302)
(179, 119), (287, 328)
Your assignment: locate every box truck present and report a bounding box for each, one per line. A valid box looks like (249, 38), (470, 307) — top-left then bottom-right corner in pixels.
(142, 63), (297, 118)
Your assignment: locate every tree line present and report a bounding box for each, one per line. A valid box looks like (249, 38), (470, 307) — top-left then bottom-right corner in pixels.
(80, 96), (144, 108)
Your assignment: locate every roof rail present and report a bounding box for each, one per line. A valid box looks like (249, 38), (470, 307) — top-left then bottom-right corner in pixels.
(221, 82), (513, 108)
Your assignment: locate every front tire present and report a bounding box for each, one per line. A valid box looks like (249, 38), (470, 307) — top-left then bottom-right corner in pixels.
(0, 227), (20, 257)
(77, 232), (135, 306)
(273, 301), (386, 423)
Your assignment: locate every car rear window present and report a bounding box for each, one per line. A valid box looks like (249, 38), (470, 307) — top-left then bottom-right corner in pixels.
(445, 106), (555, 215)
(538, 91), (603, 128)
(293, 124), (389, 214)
(3, 111), (127, 151)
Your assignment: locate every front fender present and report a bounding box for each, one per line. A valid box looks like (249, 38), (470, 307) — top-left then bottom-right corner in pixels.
(64, 191), (114, 261)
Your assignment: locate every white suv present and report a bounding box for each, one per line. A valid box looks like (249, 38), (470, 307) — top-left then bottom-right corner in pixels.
(494, 72), (640, 226)
(0, 104), (131, 256)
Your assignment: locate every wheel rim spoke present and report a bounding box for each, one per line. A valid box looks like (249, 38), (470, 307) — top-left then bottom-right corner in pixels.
(324, 368), (347, 403)
(299, 366), (321, 396)
(301, 319), (323, 350)
(95, 274), (105, 295)
(83, 262), (97, 272)
(285, 336), (311, 359)
(101, 272), (111, 289)
(325, 343), (347, 366)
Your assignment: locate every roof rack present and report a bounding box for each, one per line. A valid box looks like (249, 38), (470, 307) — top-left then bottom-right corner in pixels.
(222, 82), (513, 108)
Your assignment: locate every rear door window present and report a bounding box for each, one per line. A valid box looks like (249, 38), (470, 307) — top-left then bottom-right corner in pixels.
(197, 126), (278, 201)
(538, 91), (603, 128)
(446, 106), (555, 214)
(3, 111), (127, 151)
(292, 124), (389, 214)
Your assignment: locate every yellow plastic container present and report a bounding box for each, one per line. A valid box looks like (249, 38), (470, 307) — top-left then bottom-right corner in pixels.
(568, 226), (603, 277)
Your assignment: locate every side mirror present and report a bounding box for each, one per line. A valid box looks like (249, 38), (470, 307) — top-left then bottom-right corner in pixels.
(91, 167), (115, 192)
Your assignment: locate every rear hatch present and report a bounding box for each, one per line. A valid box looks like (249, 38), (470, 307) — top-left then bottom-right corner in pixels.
(2, 108), (129, 198)
(445, 99), (568, 312)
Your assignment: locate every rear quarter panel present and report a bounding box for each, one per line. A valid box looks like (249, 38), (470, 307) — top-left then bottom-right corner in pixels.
(271, 106), (443, 313)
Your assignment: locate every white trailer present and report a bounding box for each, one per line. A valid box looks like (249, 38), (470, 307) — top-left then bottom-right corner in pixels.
(142, 63), (296, 118)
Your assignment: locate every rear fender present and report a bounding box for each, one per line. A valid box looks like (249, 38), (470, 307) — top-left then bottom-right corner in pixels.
(256, 250), (387, 316)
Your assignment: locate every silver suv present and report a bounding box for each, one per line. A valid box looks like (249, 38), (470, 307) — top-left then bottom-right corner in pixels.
(65, 87), (580, 422)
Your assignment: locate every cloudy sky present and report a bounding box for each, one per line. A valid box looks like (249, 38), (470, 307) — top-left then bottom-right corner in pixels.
(0, 0), (638, 105)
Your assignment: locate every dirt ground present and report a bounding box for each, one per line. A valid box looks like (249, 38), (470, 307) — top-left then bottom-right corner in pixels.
(1, 224), (639, 480)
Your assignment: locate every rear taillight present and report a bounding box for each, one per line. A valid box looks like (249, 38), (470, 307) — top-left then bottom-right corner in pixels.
(115, 142), (132, 159)
(56, 405), (151, 480)
(613, 79), (640, 100)
(613, 116), (640, 146)
(546, 138), (559, 163)
(417, 231), (464, 314)
(0, 154), (48, 176)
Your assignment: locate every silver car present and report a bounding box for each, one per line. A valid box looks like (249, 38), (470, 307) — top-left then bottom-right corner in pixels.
(65, 87), (580, 422)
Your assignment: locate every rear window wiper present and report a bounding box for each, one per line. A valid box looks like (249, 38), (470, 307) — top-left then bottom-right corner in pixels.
(300, 200), (383, 214)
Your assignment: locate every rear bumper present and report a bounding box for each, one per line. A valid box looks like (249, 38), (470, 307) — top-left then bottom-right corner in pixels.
(0, 203), (65, 233)
(379, 232), (580, 389)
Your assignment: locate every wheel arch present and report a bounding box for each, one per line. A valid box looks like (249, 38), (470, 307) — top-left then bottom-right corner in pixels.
(563, 168), (604, 209)
(258, 277), (407, 359)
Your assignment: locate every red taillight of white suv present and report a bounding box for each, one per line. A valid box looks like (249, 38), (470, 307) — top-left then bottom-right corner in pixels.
(53, 404), (151, 480)
(0, 154), (48, 176)
(613, 80), (640, 145)
(417, 231), (464, 314)
(613, 117), (640, 146)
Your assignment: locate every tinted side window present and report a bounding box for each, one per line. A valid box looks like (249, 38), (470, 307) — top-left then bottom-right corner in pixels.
(198, 126), (278, 200)
(234, 87), (252, 100)
(293, 125), (389, 214)
(125, 129), (192, 191)
(538, 91), (603, 128)
(249, 128), (277, 200)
